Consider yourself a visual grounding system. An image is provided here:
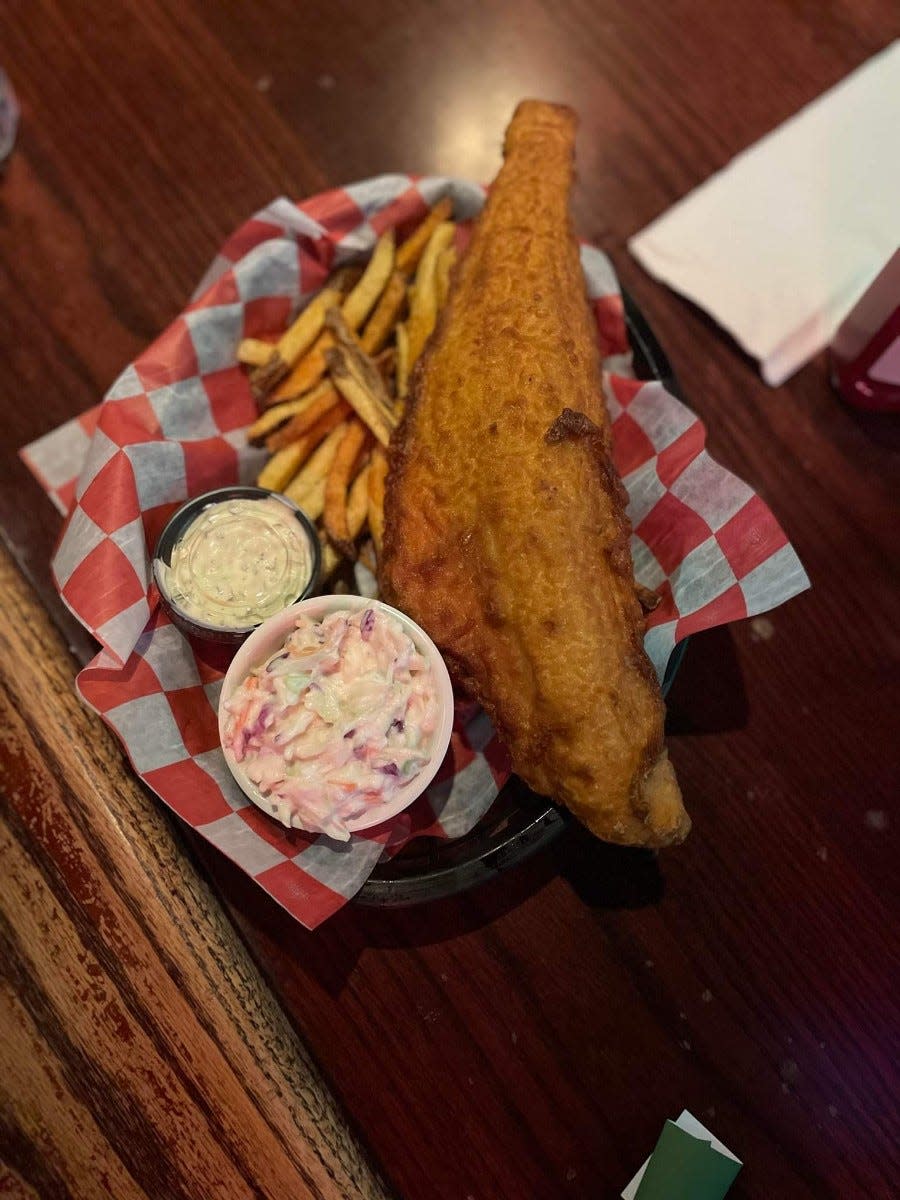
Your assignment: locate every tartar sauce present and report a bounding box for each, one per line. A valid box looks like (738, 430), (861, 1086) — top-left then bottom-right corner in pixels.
(159, 497), (314, 628)
(222, 608), (438, 840)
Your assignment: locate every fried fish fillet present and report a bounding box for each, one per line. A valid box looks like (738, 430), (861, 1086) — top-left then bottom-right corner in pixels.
(381, 100), (689, 847)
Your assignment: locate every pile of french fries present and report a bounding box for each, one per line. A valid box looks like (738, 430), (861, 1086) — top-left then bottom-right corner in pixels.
(238, 198), (457, 583)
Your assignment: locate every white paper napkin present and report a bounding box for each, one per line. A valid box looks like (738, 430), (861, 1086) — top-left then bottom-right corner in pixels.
(629, 40), (900, 386)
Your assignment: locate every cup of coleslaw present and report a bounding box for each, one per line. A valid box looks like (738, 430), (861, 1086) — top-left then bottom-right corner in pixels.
(218, 594), (455, 841)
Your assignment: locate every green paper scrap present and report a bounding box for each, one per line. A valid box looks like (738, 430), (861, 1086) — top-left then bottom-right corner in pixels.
(633, 1120), (742, 1200)
(624, 1108), (744, 1195)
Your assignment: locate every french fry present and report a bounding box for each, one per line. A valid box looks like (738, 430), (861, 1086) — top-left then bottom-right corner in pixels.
(367, 445), (388, 557)
(332, 264), (364, 293)
(406, 221), (455, 366)
(327, 355), (395, 447)
(347, 464), (370, 539)
(435, 245), (456, 310)
(264, 385), (342, 451)
(246, 381), (335, 446)
(269, 338), (331, 403)
(396, 197), (453, 276)
(269, 431), (313, 474)
(237, 337), (275, 367)
(268, 242), (393, 404)
(256, 440), (310, 492)
(635, 583), (661, 614)
(251, 283), (343, 398)
(324, 421), (371, 553)
(319, 531), (342, 580)
(395, 322), (410, 399)
(360, 271), (407, 355)
(283, 421), (349, 507)
(324, 310), (397, 447)
(266, 398), (350, 456)
(341, 230), (396, 331)
(375, 346), (396, 389)
(296, 477), (326, 521)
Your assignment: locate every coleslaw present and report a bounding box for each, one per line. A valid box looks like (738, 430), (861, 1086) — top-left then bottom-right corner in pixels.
(222, 607), (439, 840)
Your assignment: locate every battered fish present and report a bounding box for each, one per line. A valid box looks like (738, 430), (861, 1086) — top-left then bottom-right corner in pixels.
(381, 101), (689, 847)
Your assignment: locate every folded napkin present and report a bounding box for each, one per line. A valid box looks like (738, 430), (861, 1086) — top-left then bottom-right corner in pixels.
(629, 40), (900, 386)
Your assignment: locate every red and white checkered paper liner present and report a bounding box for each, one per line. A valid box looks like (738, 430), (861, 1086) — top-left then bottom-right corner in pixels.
(22, 175), (809, 929)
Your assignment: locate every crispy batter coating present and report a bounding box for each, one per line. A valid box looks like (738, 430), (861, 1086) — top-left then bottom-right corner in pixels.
(381, 101), (688, 846)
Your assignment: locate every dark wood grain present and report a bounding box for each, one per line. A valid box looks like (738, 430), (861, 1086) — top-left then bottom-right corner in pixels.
(2, 1), (899, 1197)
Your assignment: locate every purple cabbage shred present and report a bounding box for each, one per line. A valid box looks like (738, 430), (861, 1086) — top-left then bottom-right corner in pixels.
(249, 707), (270, 737)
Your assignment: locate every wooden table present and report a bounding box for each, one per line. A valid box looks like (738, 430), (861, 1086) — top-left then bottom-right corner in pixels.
(2, 3), (898, 1197)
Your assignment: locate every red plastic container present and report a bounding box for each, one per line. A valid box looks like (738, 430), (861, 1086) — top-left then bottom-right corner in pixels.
(830, 250), (900, 413)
